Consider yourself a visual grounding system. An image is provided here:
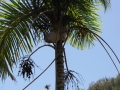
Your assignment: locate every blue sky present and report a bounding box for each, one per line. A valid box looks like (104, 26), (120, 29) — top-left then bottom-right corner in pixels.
(0, 0), (120, 90)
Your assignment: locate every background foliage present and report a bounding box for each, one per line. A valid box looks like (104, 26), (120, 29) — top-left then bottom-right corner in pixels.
(88, 74), (120, 90)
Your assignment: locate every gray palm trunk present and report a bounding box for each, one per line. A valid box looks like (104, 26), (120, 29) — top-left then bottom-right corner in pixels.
(55, 41), (64, 90)
(44, 13), (65, 89)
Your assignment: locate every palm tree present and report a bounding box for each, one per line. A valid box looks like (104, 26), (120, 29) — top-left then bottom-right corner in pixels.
(1, 0), (117, 90)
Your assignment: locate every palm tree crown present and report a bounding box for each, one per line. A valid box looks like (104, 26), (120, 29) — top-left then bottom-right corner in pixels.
(0, 0), (112, 89)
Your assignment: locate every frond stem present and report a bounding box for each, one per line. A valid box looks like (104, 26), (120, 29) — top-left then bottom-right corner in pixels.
(69, 26), (120, 64)
(22, 58), (55, 90)
(64, 50), (69, 71)
(95, 35), (120, 74)
(29, 44), (55, 58)
(85, 28), (120, 64)
(23, 45), (63, 90)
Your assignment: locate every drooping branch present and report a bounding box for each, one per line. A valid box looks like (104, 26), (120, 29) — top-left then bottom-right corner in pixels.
(95, 35), (120, 74)
(86, 28), (120, 64)
(22, 58), (55, 90)
(69, 26), (120, 64)
(62, 31), (85, 89)
(18, 44), (54, 80)
(61, 29), (69, 71)
(64, 70), (84, 90)
(29, 44), (55, 58)
(22, 45), (64, 90)
(68, 26), (120, 73)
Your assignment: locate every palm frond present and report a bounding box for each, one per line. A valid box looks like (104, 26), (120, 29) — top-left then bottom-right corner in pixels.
(99, 0), (110, 11)
(64, 1), (101, 49)
(85, 28), (120, 64)
(64, 70), (84, 90)
(0, 0), (50, 80)
(89, 0), (110, 11)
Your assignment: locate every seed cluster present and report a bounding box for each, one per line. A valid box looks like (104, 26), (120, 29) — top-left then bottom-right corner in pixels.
(18, 57), (34, 79)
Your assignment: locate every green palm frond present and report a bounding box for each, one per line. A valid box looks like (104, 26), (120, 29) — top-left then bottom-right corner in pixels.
(89, 0), (110, 11)
(98, 0), (111, 10)
(66, 1), (101, 49)
(0, 0), (51, 80)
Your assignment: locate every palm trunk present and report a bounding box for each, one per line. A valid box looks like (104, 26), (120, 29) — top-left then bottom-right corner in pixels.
(55, 41), (64, 90)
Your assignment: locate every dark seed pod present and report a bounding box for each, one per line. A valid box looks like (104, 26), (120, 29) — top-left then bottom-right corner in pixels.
(18, 56), (35, 80)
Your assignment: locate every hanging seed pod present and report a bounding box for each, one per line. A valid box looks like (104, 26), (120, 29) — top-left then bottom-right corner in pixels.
(18, 56), (35, 80)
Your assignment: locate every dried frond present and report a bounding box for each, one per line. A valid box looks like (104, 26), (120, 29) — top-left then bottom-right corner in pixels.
(64, 70), (84, 90)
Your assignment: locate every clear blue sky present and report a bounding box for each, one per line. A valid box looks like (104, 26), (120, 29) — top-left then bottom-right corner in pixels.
(0, 0), (120, 90)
